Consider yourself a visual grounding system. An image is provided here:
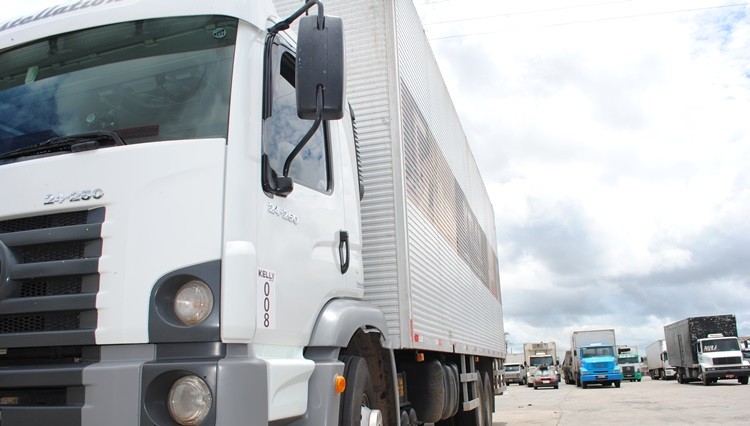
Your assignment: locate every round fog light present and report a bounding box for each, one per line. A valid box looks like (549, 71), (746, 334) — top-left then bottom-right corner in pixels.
(167, 375), (213, 425)
(174, 280), (213, 325)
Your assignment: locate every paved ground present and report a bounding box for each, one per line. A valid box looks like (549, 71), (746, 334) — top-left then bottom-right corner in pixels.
(492, 377), (749, 425)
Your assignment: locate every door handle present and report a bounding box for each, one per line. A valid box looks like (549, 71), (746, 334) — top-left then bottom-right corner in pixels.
(338, 230), (350, 274)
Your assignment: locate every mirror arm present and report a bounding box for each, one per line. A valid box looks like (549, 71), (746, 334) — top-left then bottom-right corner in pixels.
(269, 0), (324, 35)
(283, 86), (323, 177)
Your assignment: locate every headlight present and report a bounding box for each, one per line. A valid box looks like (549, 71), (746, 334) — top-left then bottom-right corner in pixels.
(168, 375), (213, 425)
(174, 280), (214, 325)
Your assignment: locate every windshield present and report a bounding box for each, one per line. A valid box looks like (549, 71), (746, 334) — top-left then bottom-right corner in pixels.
(617, 356), (639, 364)
(529, 356), (553, 366)
(582, 346), (614, 358)
(702, 338), (740, 352)
(504, 365), (521, 372)
(0, 16), (237, 161)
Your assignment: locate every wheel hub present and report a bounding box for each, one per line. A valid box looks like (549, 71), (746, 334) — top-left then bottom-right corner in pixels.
(360, 406), (383, 426)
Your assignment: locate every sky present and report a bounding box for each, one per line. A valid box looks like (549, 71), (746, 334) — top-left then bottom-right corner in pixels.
(2, 0), (749, 357)
(411, 0), (750, 355)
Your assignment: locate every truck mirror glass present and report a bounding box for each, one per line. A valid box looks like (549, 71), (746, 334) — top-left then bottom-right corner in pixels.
(296, 15), (345, 120)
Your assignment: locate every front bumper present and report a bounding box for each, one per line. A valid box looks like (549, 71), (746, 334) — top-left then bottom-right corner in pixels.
(704, 368), (750, 381)
(581, 372), (623, 383)
(0, 343), (269, 426)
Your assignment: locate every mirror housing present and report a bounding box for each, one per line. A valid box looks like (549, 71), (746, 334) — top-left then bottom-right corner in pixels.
(296, 15), (344, 120)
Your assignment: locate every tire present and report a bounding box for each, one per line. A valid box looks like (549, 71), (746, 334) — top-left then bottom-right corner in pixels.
(554, 385), (559, 389)
(581, 382), (587, 389)
(702, 373), (710, 386)
(576, 374), (581, 388)
(443, 364), (460, 419)
(400, 410), (411, 426)
(482, 372), (493, 426)
(339, 356), (378, 426)
(739, 377), (748, 385)
(614, 381), (621, 388)
(659, 370), (665, 380)
(676, 370), (684, 384)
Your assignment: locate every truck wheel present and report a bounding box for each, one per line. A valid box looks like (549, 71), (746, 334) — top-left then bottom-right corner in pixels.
(701, 374), (710, 386)
(581, 382), (587, 389)
(739, 377), (748, 385)
(614, 381), (621, 388)
(576, 374), (581, 387)
(659, 370), (665, 380)
(482, 372), (493, 426)
(676, 371), (684, 384)
(340, 356), (380, 426)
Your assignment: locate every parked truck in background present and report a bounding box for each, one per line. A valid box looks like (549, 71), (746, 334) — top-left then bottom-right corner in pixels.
(523, 341), (559, 386)
(504, 353), (527, 386)
(570, 329), (622, 388)
(646, 339), (676, 380)
(561, 349), (575, 385)
(0, 0), (505, 424)
(664, 315), (750, 386)
(616, 345), (643, 382)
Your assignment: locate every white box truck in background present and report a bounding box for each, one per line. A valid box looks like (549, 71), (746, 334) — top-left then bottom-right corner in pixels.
(504, 353), (527, 385)
(0, 0), (505, 425)
(646, 339), (676, 380)
(523, 341), (559, 386)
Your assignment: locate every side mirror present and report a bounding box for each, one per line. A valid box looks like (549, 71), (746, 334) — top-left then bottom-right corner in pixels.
(296, 15), (344, 120)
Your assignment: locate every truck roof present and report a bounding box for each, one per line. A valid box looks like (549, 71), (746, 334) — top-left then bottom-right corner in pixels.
(1, 0), (275, 50)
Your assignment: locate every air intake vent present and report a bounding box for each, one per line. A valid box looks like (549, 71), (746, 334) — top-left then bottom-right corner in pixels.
(0, 208), (103, 348)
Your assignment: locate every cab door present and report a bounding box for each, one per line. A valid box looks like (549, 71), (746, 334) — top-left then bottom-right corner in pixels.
(254, 35), (350, 346)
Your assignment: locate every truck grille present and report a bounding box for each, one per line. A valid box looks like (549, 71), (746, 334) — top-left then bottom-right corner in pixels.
(0, 209), (103, 348)
(714, 356), (742, 365)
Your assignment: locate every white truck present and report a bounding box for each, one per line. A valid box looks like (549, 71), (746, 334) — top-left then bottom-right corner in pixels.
(0, 0), (505, 425)
(665, 315), (750, 386)
(645, 339), (676, 380)
(504, 353), (527, 386)
(523, 341), (559, 386)
(570, 329), (622, 388)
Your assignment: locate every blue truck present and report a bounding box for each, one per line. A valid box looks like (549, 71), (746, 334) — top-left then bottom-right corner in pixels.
(570, 329), (623, 388)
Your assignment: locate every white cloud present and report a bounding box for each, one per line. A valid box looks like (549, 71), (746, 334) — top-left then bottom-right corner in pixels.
(417, 0), (750, 351)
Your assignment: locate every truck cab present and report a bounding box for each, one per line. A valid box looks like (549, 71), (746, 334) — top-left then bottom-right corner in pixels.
(578, 343), (622, 388)
(616, 346), (643, 382)
(695, 334), (750, 385)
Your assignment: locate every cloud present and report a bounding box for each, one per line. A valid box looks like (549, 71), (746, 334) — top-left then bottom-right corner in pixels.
(417, 1), (750, 353)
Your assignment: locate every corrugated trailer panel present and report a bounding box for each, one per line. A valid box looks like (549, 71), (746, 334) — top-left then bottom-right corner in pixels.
(392, 0), (503, 355)
(273, 0), (504, 356)
(273, 0), (406, 342)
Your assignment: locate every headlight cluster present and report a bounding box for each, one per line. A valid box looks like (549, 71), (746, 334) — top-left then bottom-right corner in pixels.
(174, 280), (214, 326)
(168, 375), (213, 425)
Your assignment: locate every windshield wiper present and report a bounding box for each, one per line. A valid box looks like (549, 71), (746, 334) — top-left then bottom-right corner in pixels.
(0, 130), (125, 160)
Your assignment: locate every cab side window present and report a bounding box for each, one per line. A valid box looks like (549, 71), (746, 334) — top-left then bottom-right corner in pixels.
(263, 46), (330, 193)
